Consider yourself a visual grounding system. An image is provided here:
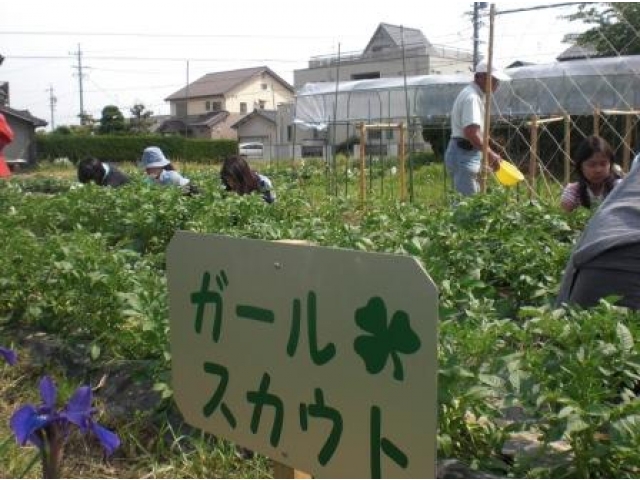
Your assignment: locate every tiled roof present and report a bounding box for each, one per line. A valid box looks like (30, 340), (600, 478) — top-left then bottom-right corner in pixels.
(230, 109), (276, 129)
(557, 43), (600, 61)
(157, 111), (229, 133)
(308, 22), (471, 69)
(364, 23), (429, 54)
(0, 105), (47, 127)
(382, 23), (429, 49)
(165, 66), (293, 101)
(189, 111), (229, 127)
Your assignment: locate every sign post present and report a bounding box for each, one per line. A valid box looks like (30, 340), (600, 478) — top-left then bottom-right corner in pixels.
(167, 232), (439, 478)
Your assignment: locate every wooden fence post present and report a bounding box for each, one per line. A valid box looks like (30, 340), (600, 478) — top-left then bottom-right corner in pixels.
(564, 113), (571, 184)
(399, 122), (406, 202)
(358, 122), (366, 205)
(529, 115), (538, 199)
(272, 460), (312, 479)
(623, 114), (632, 172)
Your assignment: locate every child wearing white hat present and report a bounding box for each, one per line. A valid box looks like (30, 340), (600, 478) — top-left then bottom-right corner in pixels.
(140, 146), (197, 194)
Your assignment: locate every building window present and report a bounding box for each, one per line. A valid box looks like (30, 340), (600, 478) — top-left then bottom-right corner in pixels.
(205, 101), (211, 111)
(368, 130), (382, 141)
(261, 83), (268, 90)
(287, 125), (293, 141)
(211, 102), (222, 111)
(176, 101), (187, 118)
(259, 100), (266, 109)
(352, 72), (381, 80)
(240, 102), (247, 114)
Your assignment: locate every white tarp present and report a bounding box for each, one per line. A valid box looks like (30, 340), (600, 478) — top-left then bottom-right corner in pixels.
(294, 55), (640, 126)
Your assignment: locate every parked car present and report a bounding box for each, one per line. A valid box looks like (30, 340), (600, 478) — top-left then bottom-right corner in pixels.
(239, 142), (264, 159)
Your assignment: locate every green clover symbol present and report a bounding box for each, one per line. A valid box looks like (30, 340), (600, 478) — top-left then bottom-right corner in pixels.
(353, 296), (421, 381)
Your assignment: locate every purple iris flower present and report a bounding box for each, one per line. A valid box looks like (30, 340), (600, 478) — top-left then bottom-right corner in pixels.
(62, 385), (120, 455)
(0, 346), (17, 365)
(10, 375), (120, 456)
(10, 376), (60, 450)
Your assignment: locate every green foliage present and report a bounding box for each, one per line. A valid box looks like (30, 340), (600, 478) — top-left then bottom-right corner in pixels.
(335, 135), (359, 155)
(565, 3), (640, 56)
(408, 151), (434, 166)
(53, 125), (72, 135)
(422, 124), (450, 161)
(129, 103), (154, 134)
(98, 105), (127, 135)
(36, 134), (237, 163)
(2, 164), (640, 477)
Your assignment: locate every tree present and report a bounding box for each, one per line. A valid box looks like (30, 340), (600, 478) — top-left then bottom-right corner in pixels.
(564, 3), (640, 56)
(78, 112), (96, 128)
(98, 105), (126, 134)
(53, 125), (72, 135)
(129, 103), (154, 134)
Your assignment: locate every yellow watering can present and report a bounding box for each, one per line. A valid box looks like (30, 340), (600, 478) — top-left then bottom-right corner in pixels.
(495, 160), (524, 186)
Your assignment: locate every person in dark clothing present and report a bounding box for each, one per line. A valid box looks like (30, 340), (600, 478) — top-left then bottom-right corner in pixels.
(557, 161), (640, 310)
(220, 155), (275, 203)
(77, 157), (130, 187)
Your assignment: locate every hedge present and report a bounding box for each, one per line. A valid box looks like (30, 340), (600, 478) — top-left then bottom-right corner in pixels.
(36, 135), (237, 164)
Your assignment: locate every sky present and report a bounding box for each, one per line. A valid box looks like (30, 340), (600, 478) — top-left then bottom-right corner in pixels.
(1, 1), (589, 130)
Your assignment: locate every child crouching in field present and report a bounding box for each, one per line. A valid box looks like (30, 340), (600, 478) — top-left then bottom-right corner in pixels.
(77, 156), (130, 187)
(220, 155), (275, 203)
(557, 159), (640, 309)
(560, 135), (622, 212)
(140, 146), (198, 195)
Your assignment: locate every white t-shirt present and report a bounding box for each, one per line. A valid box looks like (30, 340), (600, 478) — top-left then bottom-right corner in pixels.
(158, 170), (190, 187)
(450, 82), (485, 138)
(560, 179), (622, 212)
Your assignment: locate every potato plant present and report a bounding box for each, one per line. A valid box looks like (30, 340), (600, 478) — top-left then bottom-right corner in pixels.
(1, 164), (639, 478)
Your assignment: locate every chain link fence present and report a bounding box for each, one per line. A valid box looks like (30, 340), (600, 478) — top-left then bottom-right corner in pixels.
(485, 2), (640, 201)
(291, 3), (640, 204)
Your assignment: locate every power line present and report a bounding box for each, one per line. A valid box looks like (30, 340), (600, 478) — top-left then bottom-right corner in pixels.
(6, 54), (305, 63)
(6, 37), (467, 64)
(0, 30), (343, 40)
(496, 2), (585, 16)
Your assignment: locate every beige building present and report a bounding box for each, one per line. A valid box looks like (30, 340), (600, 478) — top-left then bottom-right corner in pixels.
(230, 109), (277, 160)
(294, 23), (472, 88)
(160, 66), (294, 139)
(288, 23), (473, 156)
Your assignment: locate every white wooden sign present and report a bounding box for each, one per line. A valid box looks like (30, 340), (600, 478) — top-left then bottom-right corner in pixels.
(167, 232), (439, 478)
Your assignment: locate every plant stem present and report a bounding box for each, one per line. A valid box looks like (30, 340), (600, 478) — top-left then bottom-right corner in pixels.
(42, 425), (64, 479)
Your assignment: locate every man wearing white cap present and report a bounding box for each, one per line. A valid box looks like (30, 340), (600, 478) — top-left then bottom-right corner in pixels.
(445, 59), (510, 196)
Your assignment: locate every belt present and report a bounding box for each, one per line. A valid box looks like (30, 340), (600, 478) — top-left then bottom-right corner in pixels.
(452, 137), (475, 151)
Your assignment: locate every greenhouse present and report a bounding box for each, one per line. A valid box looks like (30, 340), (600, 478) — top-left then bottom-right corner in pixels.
(294, 55), (640, 127)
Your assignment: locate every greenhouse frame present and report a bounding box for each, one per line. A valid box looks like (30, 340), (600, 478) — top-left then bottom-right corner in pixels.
(294, 55), (640, 128)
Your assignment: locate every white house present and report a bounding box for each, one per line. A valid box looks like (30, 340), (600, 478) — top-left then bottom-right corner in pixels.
(161, 66), (294, 140)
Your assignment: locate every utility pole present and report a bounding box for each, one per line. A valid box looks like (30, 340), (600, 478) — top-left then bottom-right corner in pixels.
(185, 60), (190, 137)
(47, 85), (57, 130)
(71, 44), (86, 124)
(271, 82), (276, 111)
(473, 2), (488, 68)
